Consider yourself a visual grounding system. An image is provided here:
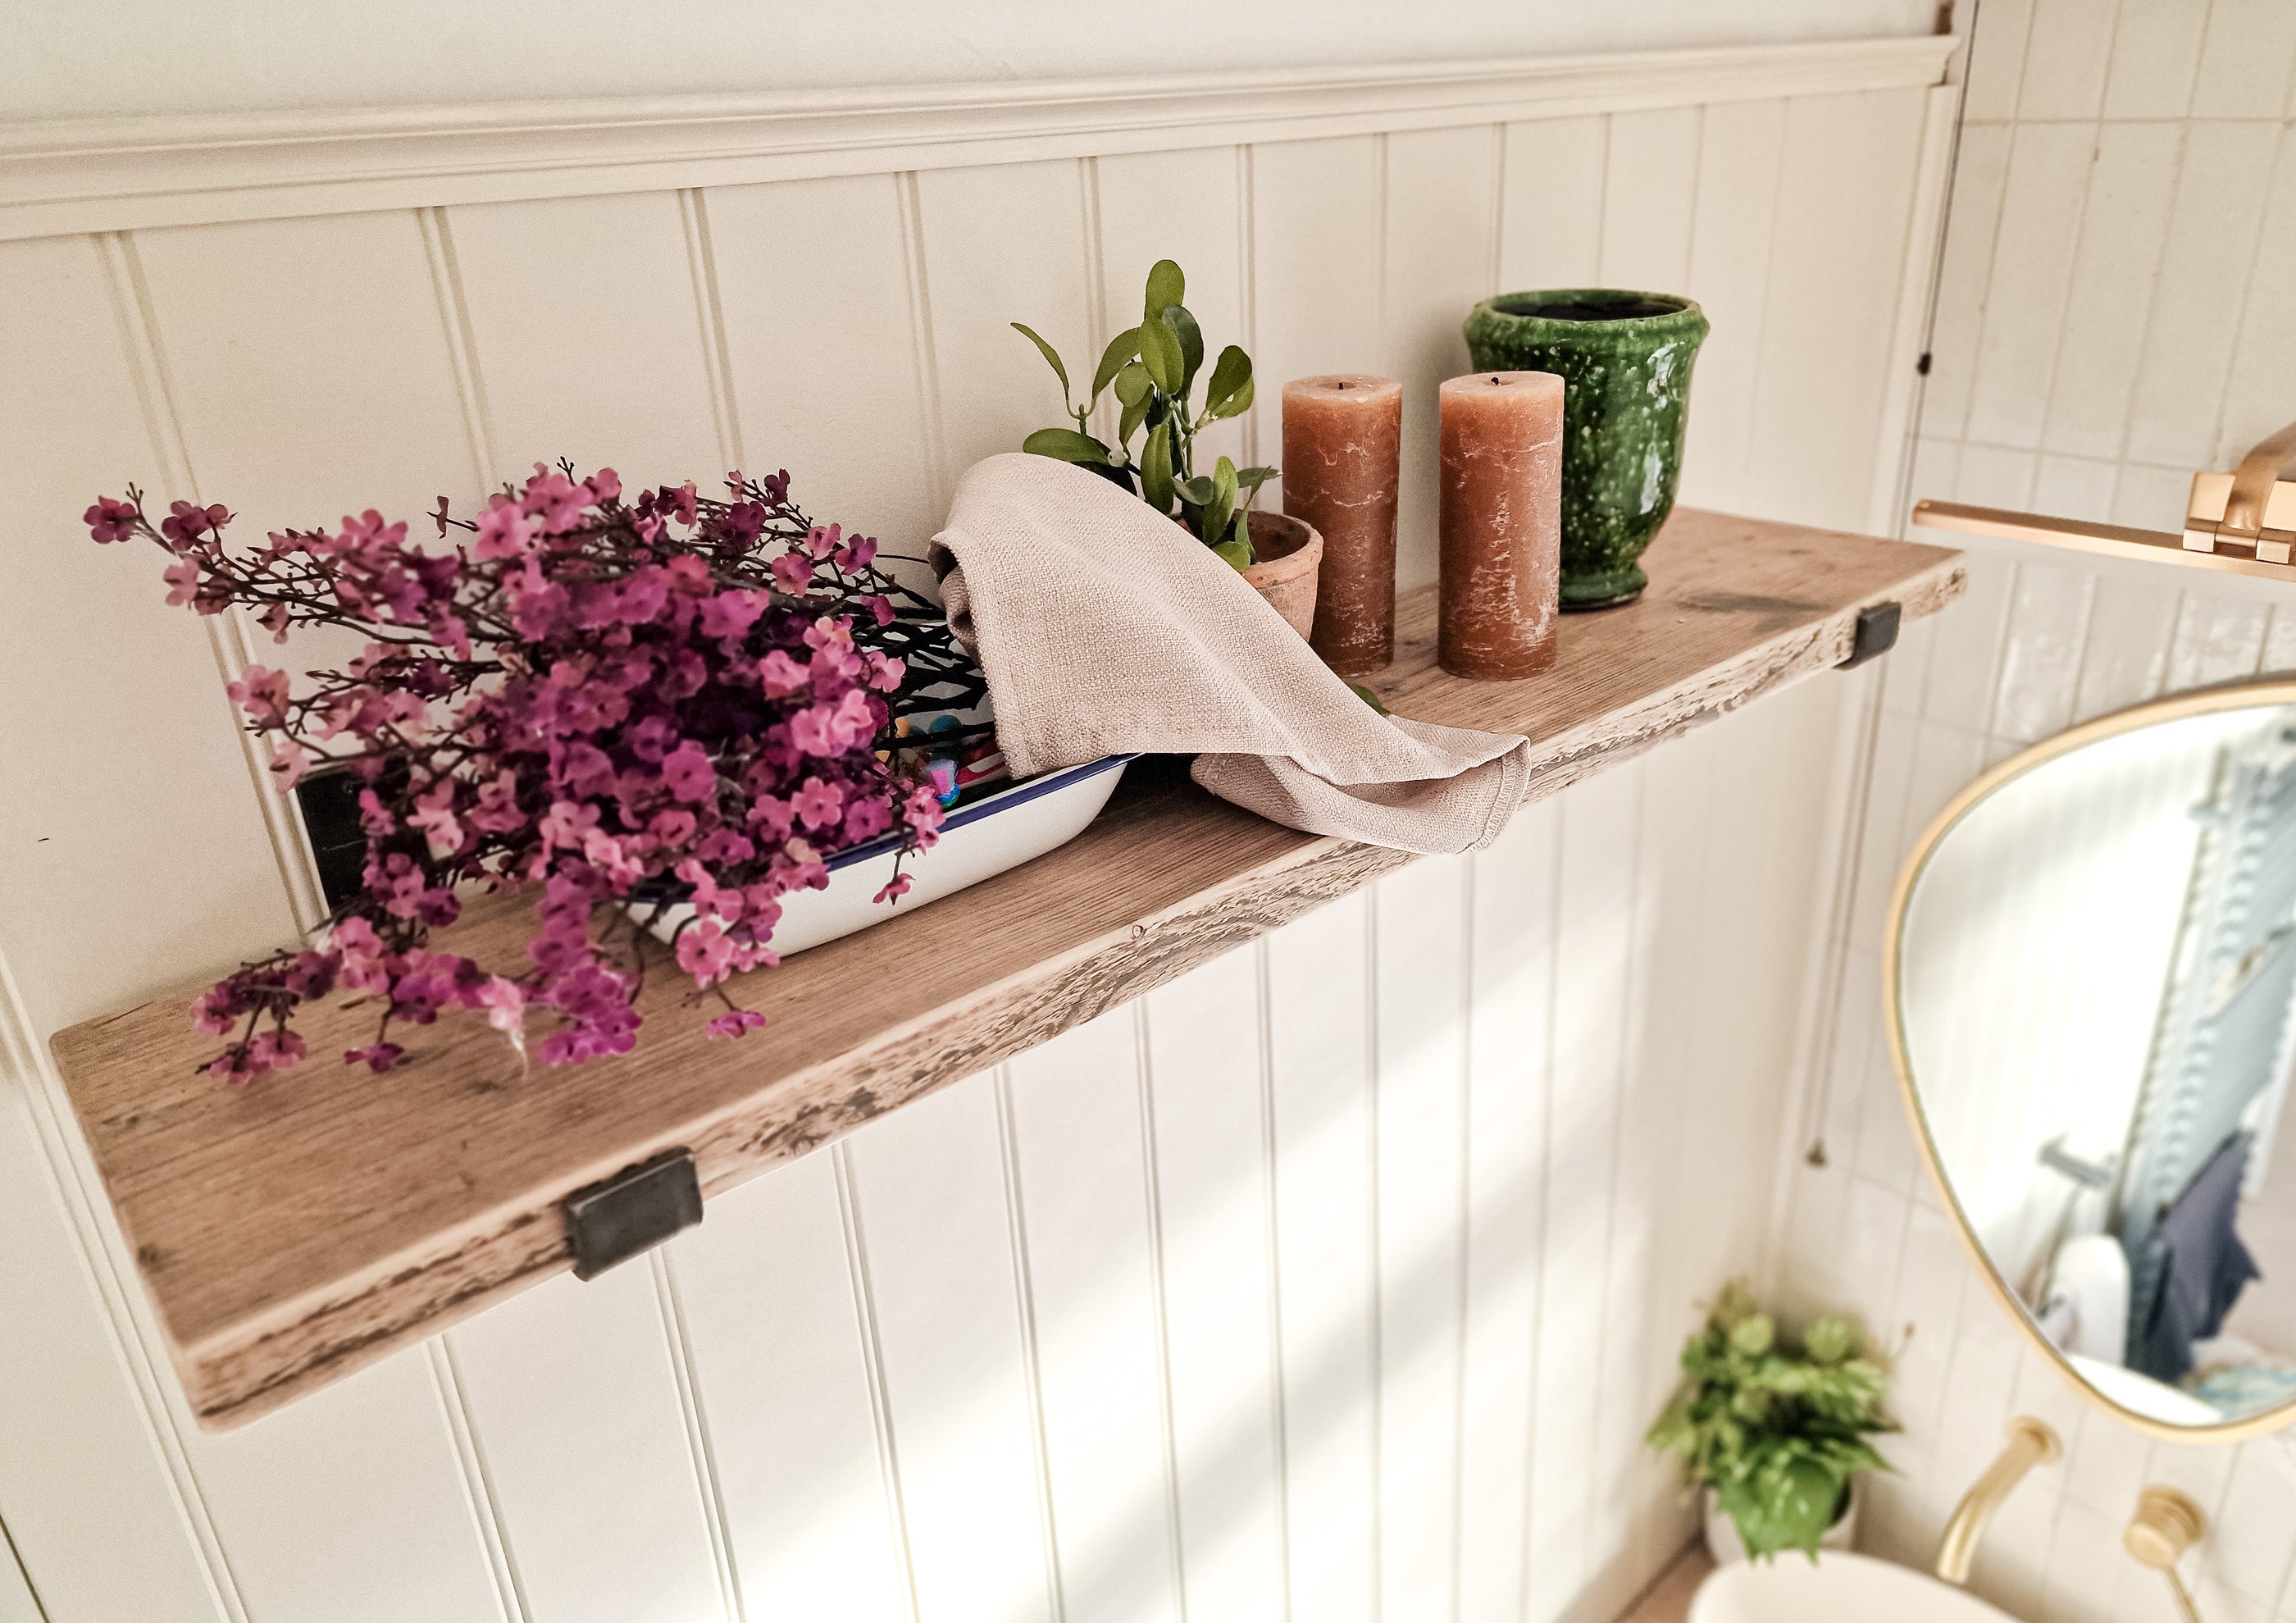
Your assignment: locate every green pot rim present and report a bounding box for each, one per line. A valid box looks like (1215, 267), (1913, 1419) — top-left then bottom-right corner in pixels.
(1466, 288), (1709, 350)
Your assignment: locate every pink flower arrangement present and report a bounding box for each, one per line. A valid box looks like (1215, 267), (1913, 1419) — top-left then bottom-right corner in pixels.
(87, 465), (982, 1082)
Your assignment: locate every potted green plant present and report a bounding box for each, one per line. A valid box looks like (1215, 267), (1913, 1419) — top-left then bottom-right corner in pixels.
(1013, 258), (1323, 636)
(1646, 1280), (1893, 1563)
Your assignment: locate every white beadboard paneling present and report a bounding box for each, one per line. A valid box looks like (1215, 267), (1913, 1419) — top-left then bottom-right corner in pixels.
(1370, 855), (1471, 1623)
(2102, 0), (2208, 119)
(2029, 454), (2117, 524)
(0, 54), (1961, 1623)
(0, 1531), (38, 1623)
(1741, 88), (1924, 531)
(187, 1354), (509, 1623)
(1263, 894), (1377, 1623)
(1092, 146), (1249, 478)
(1141, 954), (1288, 1623)
(704, 173), (944, 555)
(1963, 121), (2091, 453)
(443, 190), (724, 483)
(1678, 97), (1784, 513)
(2164, 587), (2271, 690)
(844, 1077), (1057, 1623)
(0, 1076), (226, 1623)
(1456, 803), (1557, 1623)
(913, 159), (1094, 493)
(2123, 120), (2281, 472)
(1496, 115), (1607, 292)
(1990, 559), (2095, 744)
(444, 1265), (727, 1623)
(130, 211), (482, 532)
(2072, 573), (2180, 720)
(1002, 1012), (1184, 1623)
(1249, 134), (1382, 519)
(1597, 106), (1700, 293)
(2039, 123), (2180, 463)
(1379, 125), (1497, 590)
(1952, 442), (2036, 513)
(670, 1151), (911, 1623)
(0, 234), (293, 1023)
(1524, 765), (1638, 1623)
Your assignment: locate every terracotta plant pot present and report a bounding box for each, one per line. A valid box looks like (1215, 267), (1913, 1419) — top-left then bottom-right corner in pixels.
(1237, 510), (1323, 639)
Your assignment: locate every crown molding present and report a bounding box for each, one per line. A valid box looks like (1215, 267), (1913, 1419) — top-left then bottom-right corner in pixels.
(0, 34), (1953, 242)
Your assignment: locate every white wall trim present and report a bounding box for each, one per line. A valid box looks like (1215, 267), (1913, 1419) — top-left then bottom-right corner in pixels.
(0, 34), (1953, 242)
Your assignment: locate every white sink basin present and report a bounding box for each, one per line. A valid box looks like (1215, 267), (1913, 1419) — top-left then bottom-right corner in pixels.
(1692, 1552), (2020, 1623)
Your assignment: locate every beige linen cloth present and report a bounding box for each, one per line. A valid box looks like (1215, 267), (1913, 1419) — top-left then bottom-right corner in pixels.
(929, 453), (1535, 855)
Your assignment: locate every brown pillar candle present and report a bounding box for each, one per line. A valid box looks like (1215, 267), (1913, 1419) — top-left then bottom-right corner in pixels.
(1438, 371), (1563, 680)
(1282, 374), (1403, 676)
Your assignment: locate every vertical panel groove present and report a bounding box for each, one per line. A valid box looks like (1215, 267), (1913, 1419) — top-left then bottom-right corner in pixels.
(0, 945), (247, 1623)
(833, 1140), (925, 1623)
(1370, 132), (1392, 367)
(649, 1252), (746, 1623)
(99, 229), (327, 936)
(418, 205), (501, 489)
(895, 171), (952, 517)
(991, 1065), (1072, 1623)
(1129, 999), (1193, 1622)
(1361, 885), (1385, 1623)
(425, 1338), (531, 1623)
(677, 188), (747, 477)
(1252, 940), (1296, 1623)
(1236, 144), (1260, 471)
(1447, 859), (1475, 1623)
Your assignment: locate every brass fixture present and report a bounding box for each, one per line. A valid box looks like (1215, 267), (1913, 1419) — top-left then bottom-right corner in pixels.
(1908, 418), (2296, 581)
(1934, 1416), (2063, 1584)
(2186, 419), (2296, 562)
(2123, 1485), (2207, 1623)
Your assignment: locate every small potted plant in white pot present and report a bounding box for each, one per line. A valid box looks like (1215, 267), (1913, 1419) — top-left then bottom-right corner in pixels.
(1011, 258), (1321, 637)
(1647, 1280), (1893, 1564)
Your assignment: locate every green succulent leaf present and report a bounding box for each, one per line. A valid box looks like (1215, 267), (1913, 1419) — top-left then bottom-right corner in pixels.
(1210, 532), (1252, 571)
(1112, 361), (1152, 408)
(1163, 305), (1204, 394)
(1174, 474), (1217, 508)
(1093, 327), (1141, 402)
(1010, 322), (1070, 399)
(1803, 1317), (1856, 1365)
(1118, 390), (1151, 449)
(1349, 682), (1390, 714)
(1202, 345), (1254, 420)
(1023, 427), (1118, 466)
(1144, 258), (1185, 320)
(1200, 454), (1238, 548)
(1141, 317), (1184, 394)
(1233, 463), (1278, 508)
(1141, 421), (1175, 513)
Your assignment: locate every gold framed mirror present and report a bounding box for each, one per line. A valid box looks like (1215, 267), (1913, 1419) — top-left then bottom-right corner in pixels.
(1887, 677), (2296, 1441)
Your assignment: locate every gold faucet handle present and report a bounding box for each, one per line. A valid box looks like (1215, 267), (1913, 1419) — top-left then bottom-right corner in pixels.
(2123, 1485), (2205, 1570)
(2125, 1486), (2207, 1623)
(2188, 418), (2296, 561)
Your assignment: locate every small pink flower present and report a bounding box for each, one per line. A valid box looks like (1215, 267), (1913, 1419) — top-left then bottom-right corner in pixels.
(267, 740), (311, 792)
(770, 552), (813, 594)
(706, 1009), (768, 1039)
(248, 1028), (308, 1071)
(345, 1042), (404, 1074)
(84, 496), (139, 543)
(676, 919), (736, 986)
(874, 873), (913, 905)
(757, 650), (809, 698)
(228, 665), (293, 726)
(162, 554), (203, 608)
(162, 500), (230, 549)
(790, 776), (845, 831)
(585, 468), (622, 504)
(660, 741), (715, 804)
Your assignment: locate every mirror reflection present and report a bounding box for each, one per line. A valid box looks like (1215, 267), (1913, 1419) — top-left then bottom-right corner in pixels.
(1895, 694), (2296, 1431)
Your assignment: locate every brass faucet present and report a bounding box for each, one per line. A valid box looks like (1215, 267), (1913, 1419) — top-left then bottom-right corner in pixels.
(2123, 1485), (2207, 1623)
(1934, 1416), (2063, 1584)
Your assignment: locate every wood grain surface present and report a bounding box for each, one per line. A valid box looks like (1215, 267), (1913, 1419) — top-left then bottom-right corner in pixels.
(50, 508), (1963, 1427)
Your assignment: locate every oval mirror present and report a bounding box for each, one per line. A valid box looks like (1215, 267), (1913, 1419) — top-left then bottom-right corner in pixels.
(1889, 681), (2296, 1438)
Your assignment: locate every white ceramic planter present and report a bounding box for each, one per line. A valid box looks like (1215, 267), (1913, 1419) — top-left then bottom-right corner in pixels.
(636, 754), (1134, 959)
(1702, 1477), (1861, 1566)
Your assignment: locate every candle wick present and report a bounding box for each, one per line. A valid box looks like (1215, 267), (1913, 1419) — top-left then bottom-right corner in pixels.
(1490, 376), (1503, 385)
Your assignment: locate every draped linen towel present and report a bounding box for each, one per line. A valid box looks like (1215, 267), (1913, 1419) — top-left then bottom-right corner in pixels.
(929, 453), (1535, 855)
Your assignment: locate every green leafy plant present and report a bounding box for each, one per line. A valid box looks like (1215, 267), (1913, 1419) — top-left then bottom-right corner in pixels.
(1646, 1280), (1894, 1562)
(1013, 258), (1275, 570)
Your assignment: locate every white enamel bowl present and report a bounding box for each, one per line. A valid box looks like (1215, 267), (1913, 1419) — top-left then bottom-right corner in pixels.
(1691, 1552), (2021, 1623)
(637, 755), (1133, 958)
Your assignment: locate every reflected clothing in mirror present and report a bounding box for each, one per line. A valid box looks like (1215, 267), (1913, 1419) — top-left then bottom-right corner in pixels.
(2137, 1139), (2262, 1383)
(1892, 691), (2296, 1435)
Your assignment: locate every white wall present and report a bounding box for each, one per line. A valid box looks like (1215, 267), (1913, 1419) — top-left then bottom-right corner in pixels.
(1782, 2), (2296, 1608)
(0, 32), (1947, 1623)
(0, 1), (1937, 123)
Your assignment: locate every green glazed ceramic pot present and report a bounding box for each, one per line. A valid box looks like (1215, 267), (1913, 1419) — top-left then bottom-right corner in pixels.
(1463, 289), (1708, 609)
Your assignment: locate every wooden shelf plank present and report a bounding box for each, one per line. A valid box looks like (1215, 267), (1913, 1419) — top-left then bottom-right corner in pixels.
(50, 508), (1962, 1429)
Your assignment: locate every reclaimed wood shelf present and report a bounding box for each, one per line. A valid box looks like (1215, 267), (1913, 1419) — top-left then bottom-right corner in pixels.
(52, 508), (1963, 1429)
